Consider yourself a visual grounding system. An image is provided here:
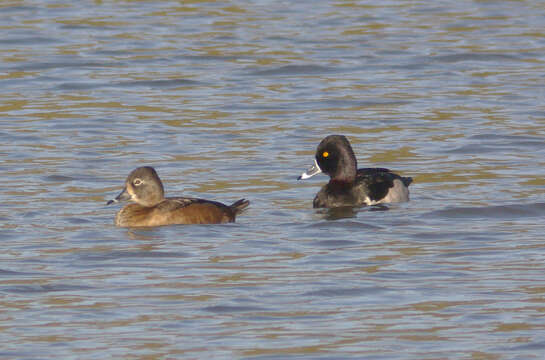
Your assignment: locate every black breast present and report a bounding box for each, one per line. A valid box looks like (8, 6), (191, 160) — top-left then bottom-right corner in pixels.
(313, 181), (363, 208)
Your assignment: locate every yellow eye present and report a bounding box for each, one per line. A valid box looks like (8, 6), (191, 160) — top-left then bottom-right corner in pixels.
(322, 151), (329, 158)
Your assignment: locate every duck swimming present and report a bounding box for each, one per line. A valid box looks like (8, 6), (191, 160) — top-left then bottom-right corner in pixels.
(107, 166), (249, 227)
(298, 135), (412, 208)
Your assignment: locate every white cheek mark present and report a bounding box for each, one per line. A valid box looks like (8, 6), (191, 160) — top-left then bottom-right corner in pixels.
(126, 185), (138, 201)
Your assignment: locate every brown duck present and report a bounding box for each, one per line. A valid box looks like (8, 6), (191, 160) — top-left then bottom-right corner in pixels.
(107, 166), (249, 227)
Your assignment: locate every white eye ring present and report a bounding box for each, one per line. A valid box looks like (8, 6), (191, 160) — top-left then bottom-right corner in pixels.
(133, 178), (143, 186)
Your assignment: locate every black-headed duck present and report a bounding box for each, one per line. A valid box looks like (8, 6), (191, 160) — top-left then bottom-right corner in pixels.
(107, 166), (249, 227)
(298, 135), (412, 208)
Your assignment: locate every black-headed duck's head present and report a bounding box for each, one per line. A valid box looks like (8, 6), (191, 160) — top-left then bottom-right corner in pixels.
(107, 166), (165, 207)
(298, 135), (358, 182)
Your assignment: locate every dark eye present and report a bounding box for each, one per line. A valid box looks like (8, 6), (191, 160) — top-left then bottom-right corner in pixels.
(133, 178), (143, 186)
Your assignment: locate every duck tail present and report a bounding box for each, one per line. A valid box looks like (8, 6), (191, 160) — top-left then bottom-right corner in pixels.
(230, 199), (250, 214)
(402, 176), (413, 187)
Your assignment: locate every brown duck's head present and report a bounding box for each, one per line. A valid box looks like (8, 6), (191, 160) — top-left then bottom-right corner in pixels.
(107, 166), (165, 207)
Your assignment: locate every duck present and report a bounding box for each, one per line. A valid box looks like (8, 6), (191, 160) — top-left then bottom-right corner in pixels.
(107, 166), (249, 227)
(298, 135), (412, 208)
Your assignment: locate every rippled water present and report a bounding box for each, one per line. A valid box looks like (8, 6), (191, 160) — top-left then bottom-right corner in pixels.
(1, 0), (544, 358)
